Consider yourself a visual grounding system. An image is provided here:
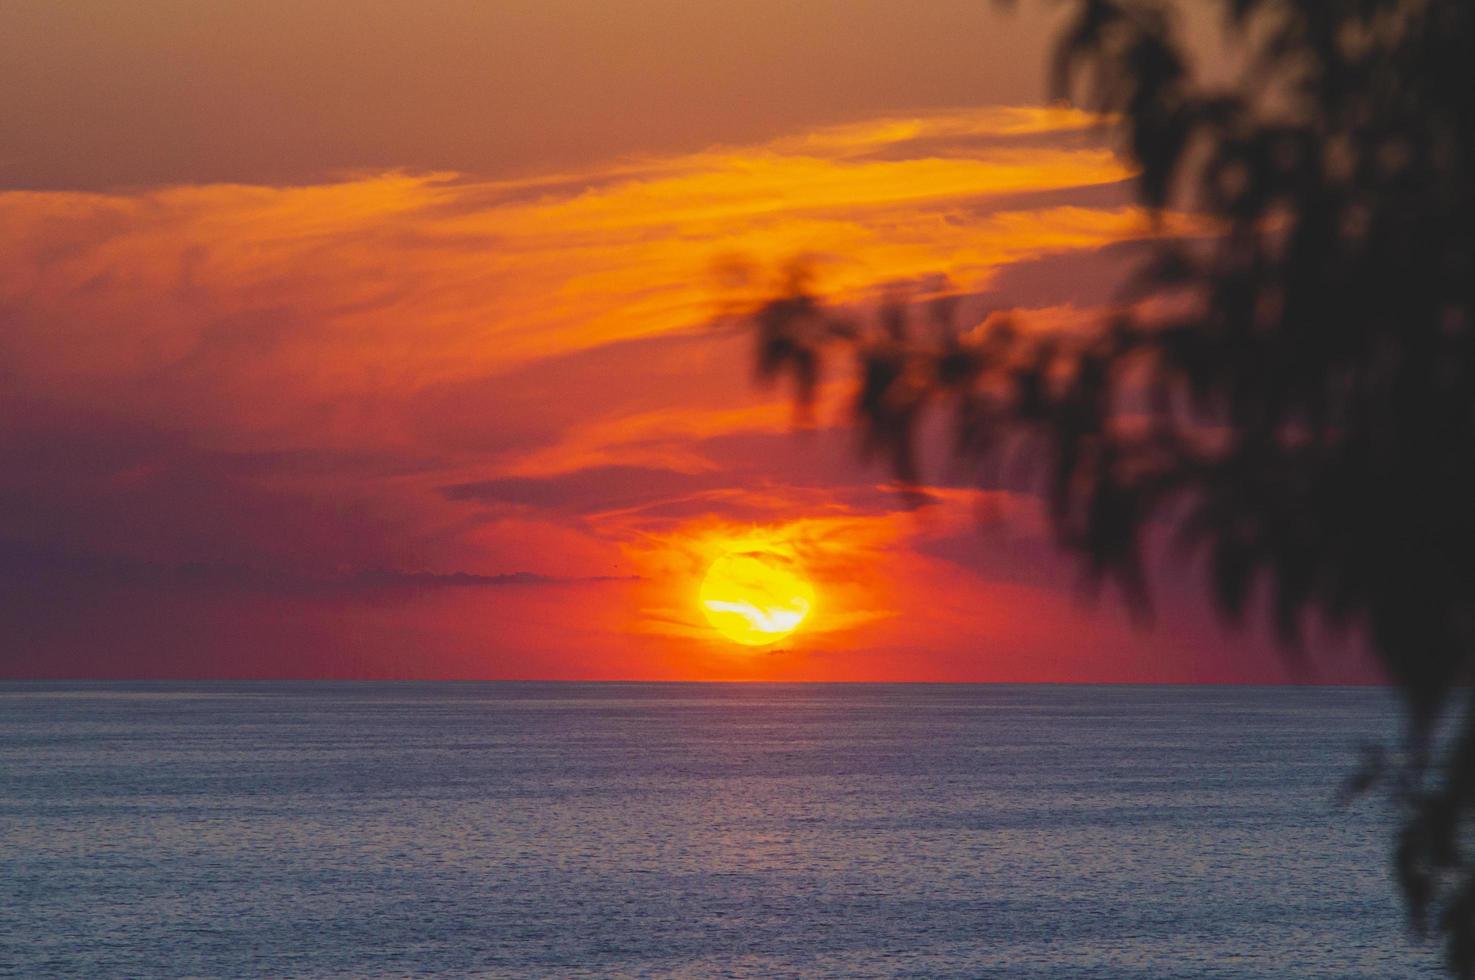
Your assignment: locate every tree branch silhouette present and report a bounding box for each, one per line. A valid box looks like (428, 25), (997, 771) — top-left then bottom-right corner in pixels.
(747, 0), (1475, 971)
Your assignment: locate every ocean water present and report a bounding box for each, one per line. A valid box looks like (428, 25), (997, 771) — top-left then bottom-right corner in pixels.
(0, 682), (1445, 978)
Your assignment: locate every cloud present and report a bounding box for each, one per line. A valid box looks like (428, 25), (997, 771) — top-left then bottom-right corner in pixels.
(1, 104), (1285, 680)
(442, 465), (716, 512)
(0, 107), (1139, 409)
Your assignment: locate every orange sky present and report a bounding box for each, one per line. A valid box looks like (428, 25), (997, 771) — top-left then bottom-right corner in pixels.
(0, 3), (1379, 681)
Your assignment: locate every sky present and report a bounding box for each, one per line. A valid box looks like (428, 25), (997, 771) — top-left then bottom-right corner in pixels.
(0, 2), (1382, 681)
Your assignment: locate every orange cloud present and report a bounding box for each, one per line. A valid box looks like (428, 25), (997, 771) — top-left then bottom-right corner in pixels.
(8, 105), (1279, 681)
(0, 107), (1140, 444)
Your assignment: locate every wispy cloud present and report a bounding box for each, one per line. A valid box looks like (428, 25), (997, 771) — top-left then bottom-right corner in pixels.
(1, 106), (1135, 415)
(3, 105), (1284, 680)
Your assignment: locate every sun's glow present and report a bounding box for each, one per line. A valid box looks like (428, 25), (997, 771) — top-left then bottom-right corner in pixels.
(700, 550), (815, 646)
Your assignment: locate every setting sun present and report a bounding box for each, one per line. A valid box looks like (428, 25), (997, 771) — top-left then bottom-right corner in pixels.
(699, 550), (815, 646)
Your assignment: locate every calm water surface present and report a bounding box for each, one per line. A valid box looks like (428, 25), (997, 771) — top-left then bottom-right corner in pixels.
(0, 683), (1444, 977)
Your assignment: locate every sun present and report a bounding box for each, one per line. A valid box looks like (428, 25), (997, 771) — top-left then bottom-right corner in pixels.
(699, 550), (815, 646)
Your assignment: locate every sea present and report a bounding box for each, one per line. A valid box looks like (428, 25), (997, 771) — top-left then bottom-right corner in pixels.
(0, 682), (1447, 978)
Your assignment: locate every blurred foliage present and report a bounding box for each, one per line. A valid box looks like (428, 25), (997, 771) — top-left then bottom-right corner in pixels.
(749, 0), (1475, 970)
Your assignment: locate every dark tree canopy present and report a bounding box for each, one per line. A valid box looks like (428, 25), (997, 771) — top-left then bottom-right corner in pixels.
(749, 0), (1475, 971)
